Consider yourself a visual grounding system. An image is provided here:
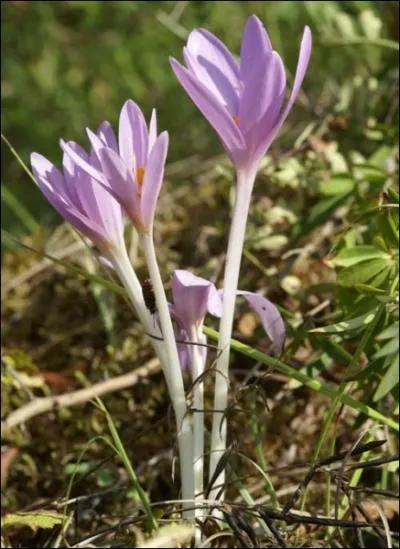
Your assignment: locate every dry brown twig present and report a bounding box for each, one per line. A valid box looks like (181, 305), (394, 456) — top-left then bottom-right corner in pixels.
(2, 358), (161, 433)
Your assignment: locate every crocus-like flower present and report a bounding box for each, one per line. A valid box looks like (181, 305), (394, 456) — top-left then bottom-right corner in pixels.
(170, 15), (312, 174)
(61, 100), (168, 234)
(30, 123), (124, 256)
(170, 269), (285, 371)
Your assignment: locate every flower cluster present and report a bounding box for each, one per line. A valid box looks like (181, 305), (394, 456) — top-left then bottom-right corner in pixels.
(30, 14), (311, 527)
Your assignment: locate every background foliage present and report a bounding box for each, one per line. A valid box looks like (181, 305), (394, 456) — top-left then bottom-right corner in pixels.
(1, 2), (398, 547)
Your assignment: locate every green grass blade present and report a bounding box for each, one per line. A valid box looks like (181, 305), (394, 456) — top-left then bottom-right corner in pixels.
(1, 229), (126, 297)
(1, 133), (37, 185)
(1, 186), (40, 233)
(250, 391), (278, 508)
(93, 398), (158, 531)
(202, 326), (398, 432)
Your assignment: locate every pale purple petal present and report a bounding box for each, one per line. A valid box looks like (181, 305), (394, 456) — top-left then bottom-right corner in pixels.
(237, 291), (285, 353)
(63, 145), (123, 242)
(60, 139), (105, 184)
(186, 28), (239, 93)
(184, 30), (240, 115)
(87, 127), (107, 161)
(97, 146), (139, 222)
(170, 57), (246, 155)
(83, 175), (124, 247)
(97, 121), (118, 152)
(62, 141), (105, 228)
(273, 26), (312, 131)
(240, 15), (272, 82)
(31, 153), (107, 246)
(172, 270), (217, 330)
(176, 325), (191, 372)
(207, 286), (223, 318)
(62, 144), (89, 213)
(118, 99), (148, 172)
(239, 51), (286, 137)
(140, 132), (168, 231)
(244, 53), (286, 161)
(238, 54), (269, 135)
(148, 109), (158, 152)
(31, 153), (69, 205)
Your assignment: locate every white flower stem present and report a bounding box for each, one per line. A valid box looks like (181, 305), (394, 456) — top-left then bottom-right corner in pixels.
(141, 233), (194, 518)
(189, 326), (206, 541)
(208, 169), (255, 505)
(108, 245), (165, 360)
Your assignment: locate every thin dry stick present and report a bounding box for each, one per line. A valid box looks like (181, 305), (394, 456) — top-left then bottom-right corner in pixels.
(2, 358), (160, 432)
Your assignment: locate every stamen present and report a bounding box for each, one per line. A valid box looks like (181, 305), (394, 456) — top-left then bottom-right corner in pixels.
(136, 166), (145, 186)
(232, 115), (240, 125)
(135, 165), (146, 197)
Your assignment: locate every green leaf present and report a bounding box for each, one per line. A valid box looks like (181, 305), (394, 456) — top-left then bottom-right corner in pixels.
(353, 164), (387, 185)
(368, 145), (394, 168)
(309, 309), (379, 333)
(292, 193), (350, 240)
(332, 246), (390, 267)
(373, 236), (392, 253)
(2, 511), (65, 531)
(359, 9), (382, 40)
(64, 461), (94, 476)
(353, 283), (386, 295)
(203, 325), (398, 431)
(373, 336), (399, 360)
(376, 322), (400, 341)
(374, 354), (399, 401)
(373, 214), (399, 250)
(351, 356), (385, 382)
(371, 265), (394, 288)
(311, 337), (353, 363)
(318, 175), (355, 196)
(386, 186), (399, 204)
(337, 258), (391, 287)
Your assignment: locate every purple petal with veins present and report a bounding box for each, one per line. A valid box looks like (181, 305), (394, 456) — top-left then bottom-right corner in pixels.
(240, 15), (272, 82)
(237, 291), (285, 353)
(140, 132), (168, 232)
(97, 121), (118, 152)
(118, 99), (148, 172)
(170, 58), (246, 157)
(171, 269), (217, 330)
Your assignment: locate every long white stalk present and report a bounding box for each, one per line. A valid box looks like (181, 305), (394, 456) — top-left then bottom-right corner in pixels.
(108, 245), (165, 361)
(189, 326), (206, 539)
(208, 169), (256, 504)
(141, 233), (194, 518)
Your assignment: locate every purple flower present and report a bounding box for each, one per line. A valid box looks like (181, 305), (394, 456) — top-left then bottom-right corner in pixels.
(170, 270), (221, 371)
(61, 100), (168, 234)
(170, 269), (285, 370)
(30, 122), (124, 255)
(170, 15), (312, 174)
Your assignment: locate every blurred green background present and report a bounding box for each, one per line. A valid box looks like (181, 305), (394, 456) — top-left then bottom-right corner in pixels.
(2, 1), (398, 234)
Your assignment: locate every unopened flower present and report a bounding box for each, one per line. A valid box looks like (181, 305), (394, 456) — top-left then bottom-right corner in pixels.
(61, 100), (168, 234)
(170, 15), (312, 174)
(30, 123), (124, 256)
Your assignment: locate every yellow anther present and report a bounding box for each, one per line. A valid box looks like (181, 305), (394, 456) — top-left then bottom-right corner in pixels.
(136, 166), (145, 186)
